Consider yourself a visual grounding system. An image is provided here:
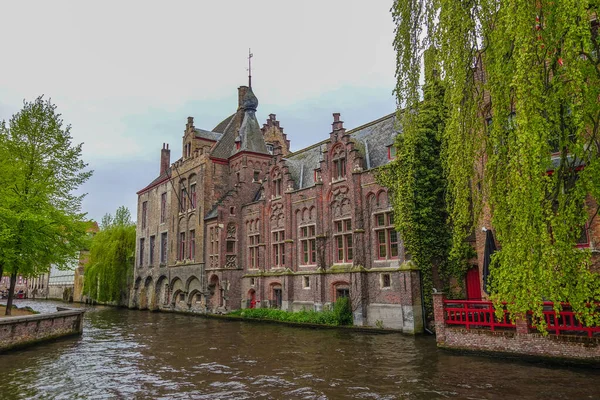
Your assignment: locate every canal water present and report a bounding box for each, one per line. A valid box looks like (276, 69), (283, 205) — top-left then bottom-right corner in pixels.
(1, 300), (599, 399)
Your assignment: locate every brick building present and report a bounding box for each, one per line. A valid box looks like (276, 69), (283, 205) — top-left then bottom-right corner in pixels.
(133, 84), (423, 333)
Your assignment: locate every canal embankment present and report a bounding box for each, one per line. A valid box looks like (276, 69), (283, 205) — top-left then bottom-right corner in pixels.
(0, 307), (85, 352)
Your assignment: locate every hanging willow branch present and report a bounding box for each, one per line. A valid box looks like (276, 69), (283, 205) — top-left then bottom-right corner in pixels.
(392, 0), (600, 330)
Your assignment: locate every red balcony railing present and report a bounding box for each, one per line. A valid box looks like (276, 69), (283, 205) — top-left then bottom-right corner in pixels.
(528, 302), (600, 338)
(443, 300), (515, 331)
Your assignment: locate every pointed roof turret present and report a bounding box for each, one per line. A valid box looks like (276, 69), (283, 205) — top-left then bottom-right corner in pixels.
(210, 85), (269, 160)
(232, 87), (269, 156)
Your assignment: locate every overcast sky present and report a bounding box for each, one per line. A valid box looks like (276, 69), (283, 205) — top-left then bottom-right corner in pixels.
(0, 1), (397, 223)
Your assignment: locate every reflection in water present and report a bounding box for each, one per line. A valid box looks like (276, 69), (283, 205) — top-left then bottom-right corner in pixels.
(1, 300), (599, 399)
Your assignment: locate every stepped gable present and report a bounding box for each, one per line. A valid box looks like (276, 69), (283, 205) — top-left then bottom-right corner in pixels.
(283, 112), (398, 190)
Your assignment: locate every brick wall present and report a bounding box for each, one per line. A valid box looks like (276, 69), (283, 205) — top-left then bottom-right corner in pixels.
(433, 293), (600, 362)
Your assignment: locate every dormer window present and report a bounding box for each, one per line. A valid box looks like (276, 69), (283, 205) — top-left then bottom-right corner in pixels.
(266, 144), (274, 154)
(332, 146), (346, 180)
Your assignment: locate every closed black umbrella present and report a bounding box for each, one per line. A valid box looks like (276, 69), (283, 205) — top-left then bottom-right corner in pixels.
(482, 229), (497, 294)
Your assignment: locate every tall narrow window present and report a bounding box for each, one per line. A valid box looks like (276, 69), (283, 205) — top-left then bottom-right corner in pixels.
(141, 201), (148, 229)
(299, 225), (316, 265)
(272, 230), (286, 267)
(334, 219), (353, 262)
(273, 171), (283, 197)
(375, 212), (399, 259)
(180, 186), (187, 212)
(190, 184), (197, 209)
(139, 238), (145, 266)
(149, 235), (155, 266)
(160, 232), (167, 264)
(209, 226), (219, 268)
(248, 221), (260, 269)
(189, 230), (195, 260)
(332, 146), (346, 180)
(179, 232), (186, 260)
(160, 192), (166, 223)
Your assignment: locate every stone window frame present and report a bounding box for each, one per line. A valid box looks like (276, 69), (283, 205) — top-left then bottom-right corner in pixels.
(189, 229), (196, 260)
(160, 192), (167, 224)
(139, 238), (145, 267)
(299, 224), (317, 266)
(333, 218), (353, 263)
(303, 276), (310, 289)
(179, 179), (187, 212)
(247, 219), (260, 270)
(272, 169), (283, 198)
(272, 229), (286, 267)
(208, 225), (219, 268)
(178, 231), (186, 261)
(141, 201), (148, 229)
(331, 145), (347, 181)
(160, 232), (168, 265)
(380, 273), (392, 289)
(374, 211), (399, 260)
(149, 235), (155, 266)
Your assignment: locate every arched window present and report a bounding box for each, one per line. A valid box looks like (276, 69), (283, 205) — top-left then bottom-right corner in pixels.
(272, 170), (282, 197)
(332, 146), (346, 180)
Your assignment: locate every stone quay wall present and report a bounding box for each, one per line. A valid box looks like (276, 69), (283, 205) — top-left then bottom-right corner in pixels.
(0, 308), (85, 352)
(433, 293), (600, 363)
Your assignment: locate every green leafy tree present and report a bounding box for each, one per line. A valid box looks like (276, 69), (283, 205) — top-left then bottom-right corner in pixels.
(392, 0), (600, 328)
(0, 96), (92, 315)
(378, 53), (456, 321)
(83, 206), (136, 305)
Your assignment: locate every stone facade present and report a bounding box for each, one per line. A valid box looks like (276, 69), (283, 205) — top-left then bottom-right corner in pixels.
(0, 308), (85, 352)
(132, 84), (423, 333)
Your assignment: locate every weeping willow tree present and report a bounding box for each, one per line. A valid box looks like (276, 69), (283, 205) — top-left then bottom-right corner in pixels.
(83, 206), (136, 304)
(392, 0), (600, 328)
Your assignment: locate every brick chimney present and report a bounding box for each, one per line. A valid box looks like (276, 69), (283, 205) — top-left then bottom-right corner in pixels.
(238, 86), (249, 109)
(186, 116), (194, 132)
(160, 143), (170, 175)
(332, 113), (344, 131)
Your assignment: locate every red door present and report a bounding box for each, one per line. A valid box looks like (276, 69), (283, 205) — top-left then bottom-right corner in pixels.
(466, 267), (482, 300)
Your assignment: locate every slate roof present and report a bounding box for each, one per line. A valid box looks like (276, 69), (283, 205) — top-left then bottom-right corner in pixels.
(212, 114), (235, 133)
(283, 112), (399, 190)
(194, 128), (222, 142)
(233, 110), (269, 156)
(137, 167), (172, 194)
(210, 87), (269, 160)
(204, 189), (236, 220)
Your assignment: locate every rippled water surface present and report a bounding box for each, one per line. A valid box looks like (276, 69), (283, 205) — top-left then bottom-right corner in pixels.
(1, 300), (599, 399)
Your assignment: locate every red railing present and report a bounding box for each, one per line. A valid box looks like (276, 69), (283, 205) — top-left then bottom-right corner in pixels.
(528, 302), (600, 338)
(443, 299), (600, 337)
(443, 300), (515, 331)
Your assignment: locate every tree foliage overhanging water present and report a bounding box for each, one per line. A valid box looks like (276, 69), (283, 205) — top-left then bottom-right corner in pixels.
(391, 0), (600, 327)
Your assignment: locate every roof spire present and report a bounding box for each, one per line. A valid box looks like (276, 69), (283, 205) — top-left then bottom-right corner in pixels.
(247, 48), (253, 88)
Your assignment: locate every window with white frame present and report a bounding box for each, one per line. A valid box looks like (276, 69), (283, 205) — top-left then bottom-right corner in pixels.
(374, 212), (398, 259)
(272, 230), (285, 267)
(334, 218), (353, 263)
(248, 221), (260, 269)
(299, 225), (316, 265)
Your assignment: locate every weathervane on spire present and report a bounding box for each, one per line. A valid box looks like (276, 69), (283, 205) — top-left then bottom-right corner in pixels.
(247, 48), (253, 88)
